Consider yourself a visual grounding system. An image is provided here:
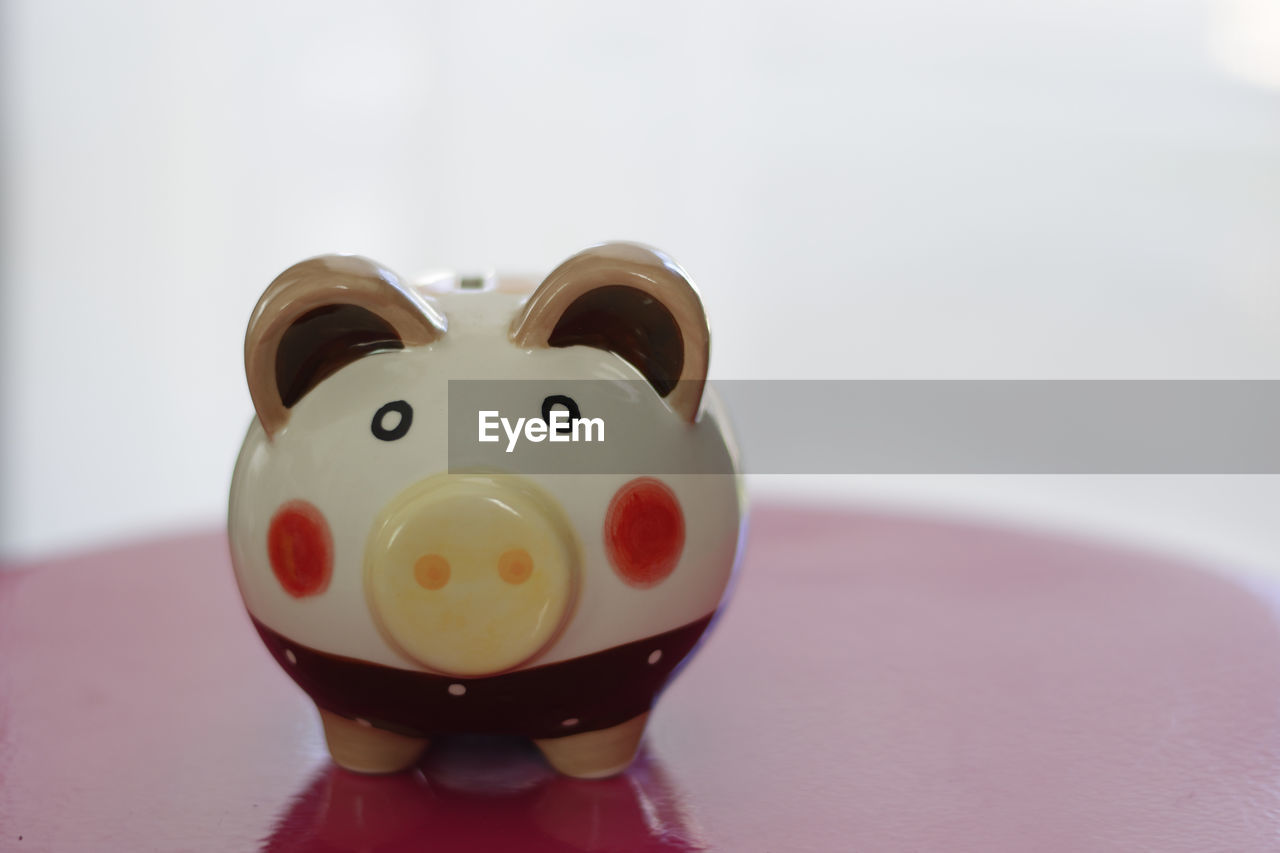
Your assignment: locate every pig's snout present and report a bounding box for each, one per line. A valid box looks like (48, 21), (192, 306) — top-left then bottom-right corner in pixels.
(364, 474), (579, 677)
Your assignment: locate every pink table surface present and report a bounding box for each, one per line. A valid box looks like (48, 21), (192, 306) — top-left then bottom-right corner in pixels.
(3, 503), (1280, 852)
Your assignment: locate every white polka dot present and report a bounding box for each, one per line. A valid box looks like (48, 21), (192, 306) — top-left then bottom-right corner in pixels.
(561, 717), (579, 727)
(647, 649), (662, 665)
(355, 718), (372, 728)
(285, 649), (297, 665)
(448, 683), (467, 696)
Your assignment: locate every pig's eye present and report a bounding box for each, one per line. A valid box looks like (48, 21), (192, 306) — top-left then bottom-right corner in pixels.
(371, 400), (413, 441)
(541, 394), (580, 436)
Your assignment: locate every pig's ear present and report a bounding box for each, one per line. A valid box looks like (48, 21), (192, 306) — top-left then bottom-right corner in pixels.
(245, 255), (446, 437)
(510, 243), (709, 422)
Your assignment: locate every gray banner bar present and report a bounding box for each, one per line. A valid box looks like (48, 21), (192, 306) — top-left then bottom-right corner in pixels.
(447, 380), (1280, 474)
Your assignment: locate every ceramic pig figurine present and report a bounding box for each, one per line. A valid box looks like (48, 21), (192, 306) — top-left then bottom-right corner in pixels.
(228, 242), (744, 778)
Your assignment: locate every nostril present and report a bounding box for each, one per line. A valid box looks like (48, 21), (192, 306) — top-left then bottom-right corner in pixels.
(414, 554), (450, 590)
(498, 548), (533, 585)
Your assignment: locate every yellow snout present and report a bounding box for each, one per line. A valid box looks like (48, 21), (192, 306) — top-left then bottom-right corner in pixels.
(365, 474), (579, 677)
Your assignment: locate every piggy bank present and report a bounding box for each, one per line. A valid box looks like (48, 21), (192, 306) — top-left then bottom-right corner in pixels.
(228, 242), (744, 778)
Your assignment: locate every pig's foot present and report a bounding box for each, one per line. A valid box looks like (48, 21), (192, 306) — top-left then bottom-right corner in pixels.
(318, 708), (429, 774)
(533, 712), (649, 779)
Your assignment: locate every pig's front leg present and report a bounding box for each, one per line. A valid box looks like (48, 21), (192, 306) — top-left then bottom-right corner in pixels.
(533, 712), (649, 779)
(317, 707), (430, 774)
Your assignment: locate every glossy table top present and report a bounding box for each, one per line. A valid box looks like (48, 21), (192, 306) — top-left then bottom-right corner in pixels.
(3, 503), (1280, 851)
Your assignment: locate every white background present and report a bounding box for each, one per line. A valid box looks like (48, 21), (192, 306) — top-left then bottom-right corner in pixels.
(2, 0), (1279, 574)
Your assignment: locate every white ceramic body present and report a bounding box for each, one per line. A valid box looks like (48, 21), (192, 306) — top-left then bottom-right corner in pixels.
(228, 281), (744, 677)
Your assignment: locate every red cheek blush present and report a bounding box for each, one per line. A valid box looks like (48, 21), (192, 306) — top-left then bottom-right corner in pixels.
(604, 478), (685, 588)
(268, 500), (333, 598)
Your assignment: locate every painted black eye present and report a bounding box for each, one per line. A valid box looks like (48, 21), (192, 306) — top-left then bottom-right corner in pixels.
(372, 400), (412, 441)
(541, 394), (580, 436)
